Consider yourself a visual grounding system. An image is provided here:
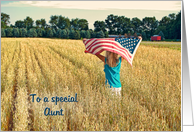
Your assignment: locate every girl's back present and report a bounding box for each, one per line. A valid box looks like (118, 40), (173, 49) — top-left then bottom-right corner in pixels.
(104, 56), (122, 88)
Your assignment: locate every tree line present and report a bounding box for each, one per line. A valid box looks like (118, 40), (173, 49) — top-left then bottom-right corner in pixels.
(1, 11), (181, 40)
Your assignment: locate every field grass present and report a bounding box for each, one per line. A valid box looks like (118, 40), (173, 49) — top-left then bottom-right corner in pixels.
(141, 41), (181, 51)
(1, 38), (181, 131)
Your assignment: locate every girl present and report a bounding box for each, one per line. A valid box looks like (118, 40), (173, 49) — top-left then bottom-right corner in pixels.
(85, 50), (124, 96)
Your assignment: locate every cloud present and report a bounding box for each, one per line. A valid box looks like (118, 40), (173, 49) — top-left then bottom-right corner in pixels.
(1, 1), (181, 11)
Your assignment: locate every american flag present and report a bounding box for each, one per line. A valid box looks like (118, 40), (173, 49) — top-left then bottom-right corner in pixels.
(83, 37), (142, 67)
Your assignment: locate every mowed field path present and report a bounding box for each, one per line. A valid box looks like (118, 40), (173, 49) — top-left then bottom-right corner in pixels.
(1, 38), (181, 131)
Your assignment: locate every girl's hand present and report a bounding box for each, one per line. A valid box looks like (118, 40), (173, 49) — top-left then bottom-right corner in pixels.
(85, 50), (88, 53)
(85, 50), (96, 54)
(83, 38), (87, 43)
(138, 36), (142, 40)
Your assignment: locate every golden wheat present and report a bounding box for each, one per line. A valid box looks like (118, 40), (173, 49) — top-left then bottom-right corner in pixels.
(1, 38), (181, 131)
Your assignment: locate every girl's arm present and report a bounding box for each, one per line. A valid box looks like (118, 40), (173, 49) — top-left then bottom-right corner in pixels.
(95, 54), (105, 63)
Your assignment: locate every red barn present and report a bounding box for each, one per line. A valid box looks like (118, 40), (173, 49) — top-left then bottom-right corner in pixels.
(151, 35), (161, 41)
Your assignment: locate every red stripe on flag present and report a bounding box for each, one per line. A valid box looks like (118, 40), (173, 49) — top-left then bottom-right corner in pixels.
(90, 44), (132, 60)
(85, 38), (96, 47)
(86, 41), (132, 59)
(85, 39), (98, 49)
(85, 38), (115, 49)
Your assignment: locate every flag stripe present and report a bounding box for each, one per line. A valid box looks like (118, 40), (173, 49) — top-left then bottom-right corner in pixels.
(87, 39), (122, 51)
(88, 43), (132, 60)
(86, 40), (132, 59)
(85, 38), (115, 49)
(85, 38), (97, 48)
(83, 37), (141, 66)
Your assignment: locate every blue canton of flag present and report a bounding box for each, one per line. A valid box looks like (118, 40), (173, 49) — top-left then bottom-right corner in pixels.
(115, 37), (141, 55)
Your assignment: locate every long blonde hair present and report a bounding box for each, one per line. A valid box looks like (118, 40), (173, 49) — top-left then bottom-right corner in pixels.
(106, 51), (119, 67)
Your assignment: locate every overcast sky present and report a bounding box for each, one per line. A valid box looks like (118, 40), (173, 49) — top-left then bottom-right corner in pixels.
(1, 1), (182, 29)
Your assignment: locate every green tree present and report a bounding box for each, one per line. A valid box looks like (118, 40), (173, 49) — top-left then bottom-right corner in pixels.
(1, 28), (6, 37)
(104, 31), (109, 38)
(35, 20), (42, 28)
(27, 28), (37, 37)
(158, 16), (170, 39)
(141, 32), (147, 40)
(168, 11), (181, 39)
(1, 21), (7, 28)
(169, 13), (176, 20)
(40, 19), (46, 29)
(61, 29), (68, 39)
(10, 24), (15, 28)
(19, 28), (27, 37)
(105, 14), (132, 35)
(52, 28), (56, 37)
(1, 12), (10, 26)
(49, 15), (71, 30)
(114, 16), (125, 34)
(158, 31), (165, 40)
(78, 19), (88, 30)
(15, 20), (25, 28)
(94, 21), (106, 32)
(12, 28), (19, 37)
(159, 16), (171, 26)
(70, 18), (79, 30)
(105, 14), (116, 35)
(56, 15), (70, 29)
(49, 15), (58, 29)
(69, 30), (75, 39)
(74, 30), (80, 39)
(96, 30), (105, 38)
(174, 11), (181, 39)
(36, 28), (44, 37)
(90, 30), (96, 38)
(80, 30), (86, 38)
(66, 29), (70, 39)
(131, 17), (142, 33)
(154, 26), (166, 36)
(142, 16), (158, 38)
(45, 24), (51, 29)
(47, 29), (53, 38)
(157, 11), (181, 39)
(56, 29), (62, 38)
(122, 17), (132, 35)
(24, 16), (34, 30)
(6, 28), (13, 37)
(85, 30), (91, 39)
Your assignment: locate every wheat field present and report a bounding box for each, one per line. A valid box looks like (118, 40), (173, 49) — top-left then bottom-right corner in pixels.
(1, 38), (181, 131)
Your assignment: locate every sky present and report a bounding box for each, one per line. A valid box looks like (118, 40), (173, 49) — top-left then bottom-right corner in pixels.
(1, 1), (182, 29)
